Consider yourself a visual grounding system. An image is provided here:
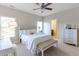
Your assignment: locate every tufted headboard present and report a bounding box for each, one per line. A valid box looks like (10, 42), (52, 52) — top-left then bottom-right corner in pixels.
(19, 29), (37, 35)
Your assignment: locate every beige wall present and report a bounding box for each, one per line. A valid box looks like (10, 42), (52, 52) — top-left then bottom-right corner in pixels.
(44, 6), (79, 39)
(0, 5), (42, 30)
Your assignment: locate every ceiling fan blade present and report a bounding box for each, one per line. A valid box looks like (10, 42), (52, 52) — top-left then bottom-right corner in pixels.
(36, 3), (40, 5)
(45, 8), (52, 10)
(43, 3), (52, 8)
(33, 8), (40, 10)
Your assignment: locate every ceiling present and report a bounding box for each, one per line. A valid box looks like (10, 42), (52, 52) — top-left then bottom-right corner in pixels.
(0, 3), (79, 16)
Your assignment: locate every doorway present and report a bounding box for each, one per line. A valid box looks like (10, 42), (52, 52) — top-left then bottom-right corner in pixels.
(51, 19), (57, 38)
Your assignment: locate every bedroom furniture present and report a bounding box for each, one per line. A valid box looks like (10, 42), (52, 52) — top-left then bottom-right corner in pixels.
(19, 29), (37, 35)
(64, 29), (79, 46)
(20, 31), (52, 55)
(37, 39), (58, 56)
(0, 39), (15, 56)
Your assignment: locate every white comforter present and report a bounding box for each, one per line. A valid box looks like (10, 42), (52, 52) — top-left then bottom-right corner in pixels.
(20, 33), (51, 54)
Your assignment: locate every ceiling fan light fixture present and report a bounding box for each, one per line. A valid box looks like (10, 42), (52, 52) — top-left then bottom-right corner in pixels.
(41, 10), (44, 13)
(33, 3), (53, 13)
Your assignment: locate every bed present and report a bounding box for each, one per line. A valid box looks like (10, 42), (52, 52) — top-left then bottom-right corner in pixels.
(20, 29), (51, 55)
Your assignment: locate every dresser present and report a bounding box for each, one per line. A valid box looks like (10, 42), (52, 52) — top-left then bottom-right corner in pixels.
(64, 29), (79, 46)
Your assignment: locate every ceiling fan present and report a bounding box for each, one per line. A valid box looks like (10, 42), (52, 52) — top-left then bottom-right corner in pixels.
(33, 3), (52, 13)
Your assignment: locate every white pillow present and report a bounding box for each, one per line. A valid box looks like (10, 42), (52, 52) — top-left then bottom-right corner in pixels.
(26, 29), (37, 34)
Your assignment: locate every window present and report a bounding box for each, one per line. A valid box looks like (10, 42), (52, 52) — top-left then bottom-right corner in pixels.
(37, 21), (43, 32)
(0, 16), (17, 39)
